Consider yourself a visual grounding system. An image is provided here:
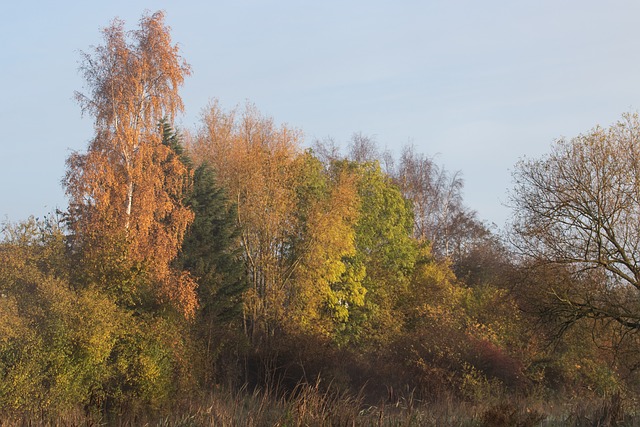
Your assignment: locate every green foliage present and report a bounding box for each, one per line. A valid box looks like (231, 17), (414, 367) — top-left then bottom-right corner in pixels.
(105, 314), (192, 409)
(9, 13), (640, 419)
(0, 219), (121, 413)
(0, 217), (199, 417)
(336, 160), (418, 345)
(286, 153), (364, 339)
(178, 163), (246, 322)
(7, 123), (636, 421)
(175, 162), (248, 387)
(160, 117), (192, 169)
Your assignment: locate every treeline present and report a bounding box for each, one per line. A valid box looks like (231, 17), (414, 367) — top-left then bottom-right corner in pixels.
(1, 11), (639, 423)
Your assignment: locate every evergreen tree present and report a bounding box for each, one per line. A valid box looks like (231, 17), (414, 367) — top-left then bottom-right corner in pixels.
(179, 163), (247, 322)
(160, 117), (192, 169)
(159, 118), (246, 322)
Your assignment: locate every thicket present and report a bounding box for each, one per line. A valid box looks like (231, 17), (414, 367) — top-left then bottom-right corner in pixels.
(1, 11), (639, 426)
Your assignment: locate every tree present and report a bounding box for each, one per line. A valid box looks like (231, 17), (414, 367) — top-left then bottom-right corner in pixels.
(511, 112), (640, 334)
(191, 101), (304, 342)
(192, 103), (369, 343)
(160, 117), (192, 169)
(340, 160), (418, 345)
(0, 218), (122, 414)
(394, 144), (468, 258)
(178, 163), (248, 385)
(311, 136), (341, 166)
(347, 132), (379, 164)
(64, 11), (196, 317)
(286, 153), (363, 338)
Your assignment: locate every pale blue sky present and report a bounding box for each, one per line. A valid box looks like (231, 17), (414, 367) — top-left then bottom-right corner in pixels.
(2, 1), (640, 227)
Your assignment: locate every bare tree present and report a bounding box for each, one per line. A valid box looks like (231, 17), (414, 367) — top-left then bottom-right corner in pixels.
(347, 132), (378, 164)
(311, 136), (341, 167)
(510, 113), (640, 331)
(395, 144), (470, 257)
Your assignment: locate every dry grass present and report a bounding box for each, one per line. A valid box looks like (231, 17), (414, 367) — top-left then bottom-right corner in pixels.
(2, 388), (640, 426)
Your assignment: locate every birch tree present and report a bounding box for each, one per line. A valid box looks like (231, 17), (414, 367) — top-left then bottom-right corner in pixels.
(65, 11), (196, 316)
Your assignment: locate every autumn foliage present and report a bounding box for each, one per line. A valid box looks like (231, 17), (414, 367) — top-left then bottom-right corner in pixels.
(1, 10), (639, 425)
(65, 11), (196, 317)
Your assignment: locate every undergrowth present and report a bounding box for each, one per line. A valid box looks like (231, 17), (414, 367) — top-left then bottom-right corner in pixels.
(2, 385), (639, 426)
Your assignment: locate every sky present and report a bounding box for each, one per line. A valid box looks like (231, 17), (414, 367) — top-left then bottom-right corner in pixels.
(2, 1), (640, 229)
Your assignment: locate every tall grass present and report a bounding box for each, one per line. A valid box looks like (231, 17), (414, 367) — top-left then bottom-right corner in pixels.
(1, 387), (638, 426)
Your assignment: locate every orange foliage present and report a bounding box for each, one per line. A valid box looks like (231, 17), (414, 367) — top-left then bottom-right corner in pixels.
(192, 101), (303, 336)
(65, 11), (196, 317)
